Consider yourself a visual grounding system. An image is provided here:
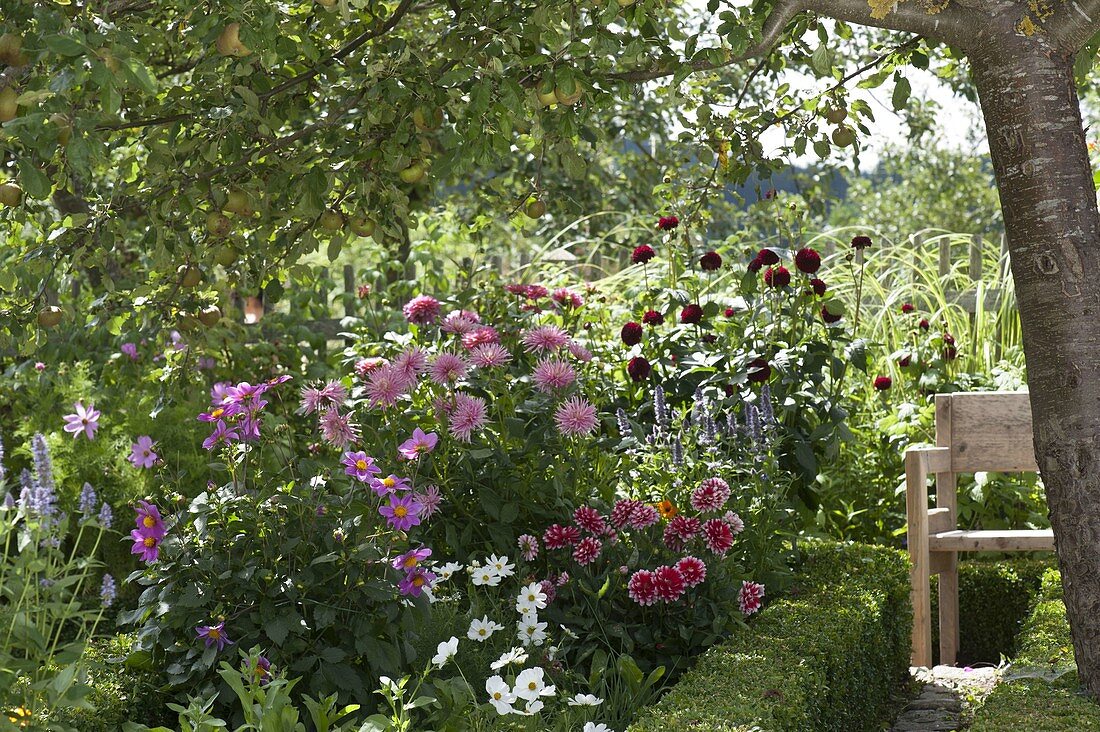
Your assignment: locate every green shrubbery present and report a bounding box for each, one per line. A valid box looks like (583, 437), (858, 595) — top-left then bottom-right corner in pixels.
(970, 569), (1100, 731)
(627, 541), (910, 732)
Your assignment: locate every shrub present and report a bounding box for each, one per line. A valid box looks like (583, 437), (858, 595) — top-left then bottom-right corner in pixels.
(627, 540), (910, 732)
(970, 568), (1100, 731)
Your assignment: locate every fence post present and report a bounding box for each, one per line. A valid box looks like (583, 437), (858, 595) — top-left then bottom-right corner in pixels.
(343, 265), (355, 318)
(912, 233), (923, 286)
(938, 236), (951, 279)
(969, 235), (983, 282)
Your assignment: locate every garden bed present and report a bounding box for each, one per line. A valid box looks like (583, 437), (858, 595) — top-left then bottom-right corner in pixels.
(628, 540), (910, 732)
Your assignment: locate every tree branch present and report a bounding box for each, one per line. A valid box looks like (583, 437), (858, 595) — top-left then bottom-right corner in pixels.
(1046, 0), (1100, 51)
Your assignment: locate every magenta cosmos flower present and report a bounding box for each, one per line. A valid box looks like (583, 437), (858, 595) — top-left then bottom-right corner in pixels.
(398, 567), (436, 597)
(369, 474), (412, 497)
(202, 420), (240, 451)
(398, 428), (438, 460)
(554, 396), (599, 437)
(342, 451), (381, 482)
(196, 621), (234, 651)
(128, 436), (158, 469)
(62, 402), (101, 440)
(134, 500), (166, 539)
(392, 546), (432, 571)
(402, 295), (442, 325)
(380, 494), (423, 531)
(130, 530), (161, 563)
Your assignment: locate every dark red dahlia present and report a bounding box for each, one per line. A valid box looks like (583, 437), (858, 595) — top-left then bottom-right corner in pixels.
(699, 251), (722, 271)
(898, 354), (912, 368)
(627, 356), (651, 382)
(680, 304), (703, 324)
(757, 249), (780, 266)
(944, 345), (958, 360)
(723, 307), (735, 318)
(573, 506), (607, 534)
(748, 255), (764, 273)
(794, 247), (821, 274)
(764, 266), (791, 288)
(764, 188), (778, 200)
(543, 524), (582, 550)
(851, 235), (873, 249)
(621, 321), (643, 346)
(642, 309), (664, 326)
(747, 357), (771, 383)
(631, 245), (656, 265)
(657, 215), (679, 231)
(702, 334), (717, 344)
(901, 302), (915, 314)
(810, 278), (827, 296)
(943, 333), (956, 346)
(873, 375), (892, 391)
(821, 305), (842, 324)
(919, 318), (930, 330)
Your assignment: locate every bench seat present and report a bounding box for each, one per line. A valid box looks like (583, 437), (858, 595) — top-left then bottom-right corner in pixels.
(928, 529), (1055, 552)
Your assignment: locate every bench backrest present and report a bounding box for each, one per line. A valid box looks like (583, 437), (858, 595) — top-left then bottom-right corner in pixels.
(935, 391), (1038, 474)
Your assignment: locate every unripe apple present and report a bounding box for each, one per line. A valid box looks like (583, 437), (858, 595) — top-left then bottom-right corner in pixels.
(525, 199), (547, 219)
(213, 244), (239, 267)
(37, 306), (63, 328)
(825, 106), (847, 124)
(412, 107), (443, 131)
(0, 34), (22, 66)
(318, 209), (344, 231)
(215, 23), (252, 57)
(536, 84), (557, 108)
(0, 182), (22, 207)
(49, 114), (72, 146)
(555, 85), (583, 106)
(206, 211), (232, 237)
(315, 0), (338, 7)
(617, 0), (636, 6)
(176, 314), (200, 332)
(178, 265), (203, 288)
(0, 87), (18, 123)
(349, 215), (375, 237)
(223, 188), (253, 216)
(399, 163), (426, 184)
(831, 126), (856, 147)
(198, 305), (222, 327)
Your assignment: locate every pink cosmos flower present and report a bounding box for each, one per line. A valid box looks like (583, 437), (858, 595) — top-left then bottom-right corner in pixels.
(343, 451), (381, 482)
(448, 393), (488, 442)
(532, 359), (576, 393)
(521, 325), (570, 354)
(130, 530), (161, 563)
(739, 580), (765, 616)
(63, 402), (101, 440)
(196, 621), (234, 651)
(369, 474), (412, 497)
(724, 511), (745, 535)
(469, 343), (512, 368)
(654, 565), (686, 602)
(319, 409), (360, 449)
(573, 536), (602, 565)
(398, 567), (436, 597)
(551, 288), (584, 309)
(202, 420), (240, 451)
(129, 436), (158, 469)
(631, 504), (660, 529)
(702, 518), (735, 555)
(134, 500), (166, 539)
(366, 365), (410, 409)
(413, 484), (443, 519)
(573, 506), (607, 535)
(543, 524), (581, 550)
(691, 477), (731, 513)
(429, 353), (469, 385)
(461, 326), (500, 350)
(610, 499), (640, 529)
(663, 516), (702, 551)
(628, 570), (658, 606)
(555, 397), (599, 437)
(380, 494), (422, 531)
(392, 546), (432, 571)
(402, 294), (442, 324)
(566, 341), (593, 362)
(121, 342), (139, 361)
(517, 534), (539, 561)
(676, 556), (707, 587)
(398, 428), (438, 460)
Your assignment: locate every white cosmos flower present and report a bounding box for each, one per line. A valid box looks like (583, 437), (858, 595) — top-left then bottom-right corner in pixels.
(490, 646), (529, 670)
(515, 582), (547, 613)
(436, 562), (463, 581)
(513, 667), (555, 701)
(517, 615), (548, 647)
(520, 699), (544, 715)
(485, 675), (516, 715)
(569, 693), (604, 706)
(467, 615), (504, 642)
(583, 724), (612, 732)
(471, 565), (502, 587)
(309, 475), (327, 488)
(487, 554), (515, 578)
(431, 636), (459, 668)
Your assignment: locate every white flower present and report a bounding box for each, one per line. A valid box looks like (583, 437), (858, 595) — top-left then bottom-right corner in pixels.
(583, 724), (612, 732)
(309, 475), (327, 488)
(436, 562), (463, 581)
(521, 699), (544, 715)
(431, 636), (459, 668)
(517, 615), (548, 647)
(487, 554), (515, 578)
(485, 675), (516, 715)
(569, 694), (604, 706)
(513, 667), (555, 701)
(515, 582), (547, 614)
(471, 565), (502, 587)
(467, 616), (504, 642)
(491, 647), (529, 670)
(516, 599), (538, 616)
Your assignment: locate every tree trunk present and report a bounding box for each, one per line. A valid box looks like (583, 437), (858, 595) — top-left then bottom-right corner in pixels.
(970, 41), (1100, 693)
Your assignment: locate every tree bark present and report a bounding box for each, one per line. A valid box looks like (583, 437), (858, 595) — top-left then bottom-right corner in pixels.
(970, 40), (1100, 694)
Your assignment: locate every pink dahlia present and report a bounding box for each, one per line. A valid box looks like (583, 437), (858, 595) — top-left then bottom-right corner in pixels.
(702, 518), (735, 555)
(533, 359), (576, 393)
(413, 484), (443, 519)
(724, 511), (745, 535)
(691, 477), (731, 513)
(429, 353), (469, 385)
(522, 325), (570, 354)
(610, 499), (641, 528)
(448, 393), (488, 442)
(392, 347), (429, 380)
(627, 570), (659, 606)
(566, 340), (593, 362)
(517, 533), (540, 561)
(630, 503), (660, 529)
(366, 365), (410, 409)
(654, 565), (686, 601)
(554, 396), (599, 437)
(676, 556), (707, 587)
(573, 536), (602, 566)
(573, 506), (607, 534)
(354, 357), (386, 379)
(551, 288), (584, 309)
(663, 515), (701, 551)
(469, 342), (512, 368)
(441, 310), (480, 334)
(402, 294), (441, 324)
(739, 580), (765, 616)
(543, 523), (581, 550)
(319, 409), (360, 449)
(461, 326), (500, 350)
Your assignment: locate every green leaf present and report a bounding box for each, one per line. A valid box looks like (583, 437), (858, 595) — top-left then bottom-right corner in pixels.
(44, 34), (87, 57)
(891, 75), (911, 111)
(17, 161), (52, 200)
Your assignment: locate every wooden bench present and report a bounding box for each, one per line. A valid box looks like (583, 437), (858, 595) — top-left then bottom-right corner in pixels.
(905, 391), (1055, 667)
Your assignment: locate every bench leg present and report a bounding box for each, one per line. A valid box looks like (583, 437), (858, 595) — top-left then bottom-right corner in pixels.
(910, 547), (932, 667)
(938, 552), (960, 666)
(906, 451), (932, 667)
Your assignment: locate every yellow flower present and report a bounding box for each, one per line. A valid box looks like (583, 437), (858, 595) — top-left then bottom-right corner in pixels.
(656, 499), (677, 519)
